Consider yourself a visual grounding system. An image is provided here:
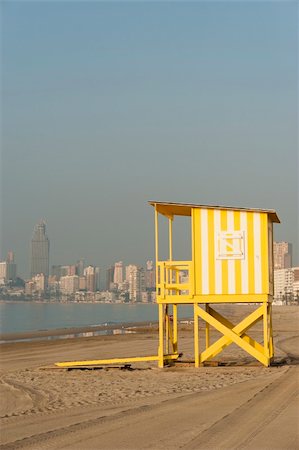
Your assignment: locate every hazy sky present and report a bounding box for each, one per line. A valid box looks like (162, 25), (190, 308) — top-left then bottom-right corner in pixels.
(1, 1), (298, 277)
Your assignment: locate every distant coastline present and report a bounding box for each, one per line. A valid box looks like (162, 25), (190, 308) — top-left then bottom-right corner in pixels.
(0, 320), (156, 344)
(0, 299), (153, 304)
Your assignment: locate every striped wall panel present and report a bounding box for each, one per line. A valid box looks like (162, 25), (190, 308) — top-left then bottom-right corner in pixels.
(192, 209), (269, 296)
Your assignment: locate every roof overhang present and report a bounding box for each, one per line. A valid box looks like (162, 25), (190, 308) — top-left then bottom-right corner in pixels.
(149, 201), (280, 223)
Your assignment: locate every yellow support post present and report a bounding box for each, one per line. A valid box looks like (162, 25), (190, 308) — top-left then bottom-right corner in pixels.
(165, 305), (169, 355)
(269, 303), (274, 359)
(205, 303), (210, 350)
(167, 312), (176, 363)
(155, 207), (159, 294)
(158, 303), (164, 368)
(194, 303), (200, 367)
(169, 217), (176, 298)
(173, 304), (178, 354)
(263, 302), (269, 359)
(169, 217), (173, 261)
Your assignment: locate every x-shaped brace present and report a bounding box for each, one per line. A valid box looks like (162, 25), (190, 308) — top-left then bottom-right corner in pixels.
(195, 304), (269, 366)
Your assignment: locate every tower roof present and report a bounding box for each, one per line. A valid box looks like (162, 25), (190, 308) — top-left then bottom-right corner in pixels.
(149, 201), (280, 223)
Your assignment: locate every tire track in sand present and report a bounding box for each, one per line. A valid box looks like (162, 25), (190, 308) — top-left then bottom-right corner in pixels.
(0, 369), (286, 450)
(183, 366), (298, 449)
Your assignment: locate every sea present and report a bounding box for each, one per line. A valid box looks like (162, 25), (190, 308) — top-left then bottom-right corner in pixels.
(0, 301), (193, 335)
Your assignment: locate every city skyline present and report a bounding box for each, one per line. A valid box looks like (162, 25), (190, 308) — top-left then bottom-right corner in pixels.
(1, 217), (298, 279)
(1, 231), (297, 278)
(2, 2), (298, 276)
(1, 234), (299, 304)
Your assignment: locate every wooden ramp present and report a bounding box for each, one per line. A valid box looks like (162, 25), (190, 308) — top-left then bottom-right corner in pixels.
(54, 353), (182, 369)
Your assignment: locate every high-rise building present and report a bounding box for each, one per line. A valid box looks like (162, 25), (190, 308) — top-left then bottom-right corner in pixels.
(293, 268), (299, 300)
(114, 261), (123, 286)
(31, 221), (49, 277)
(274, 268), (295, 302)
(76, 259), (85, 277)
(0, 262), (7, 282)
(84, 266), (96, 292)
(6, 251), (14, 263)
(0, 251), (17, 283)
(47, 276), (59, 294)
(31, 273), (46, 293)
(6, 261), (17, 281)
(79, 276), (87, 291)
(95, 267), (100, 291)
(106, 266), (115, 291)
(145, 260), (155, 290)
(25, 280), (34, 295)
(126, 265), (145, 302)
(68, 265), (76, 276)
(60, 275), (79, 294)
(274, 242), (292, 270)
(6, 251), (16, 281)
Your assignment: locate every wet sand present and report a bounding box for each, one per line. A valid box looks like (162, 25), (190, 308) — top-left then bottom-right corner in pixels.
(0, 321), (153, 343)
(0, 305), (298, 449)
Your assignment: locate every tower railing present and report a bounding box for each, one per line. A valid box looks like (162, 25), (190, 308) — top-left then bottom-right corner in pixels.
(157, 261), (193, 300)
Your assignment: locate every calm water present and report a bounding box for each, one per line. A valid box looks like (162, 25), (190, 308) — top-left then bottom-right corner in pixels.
(0, 302), (193, 334)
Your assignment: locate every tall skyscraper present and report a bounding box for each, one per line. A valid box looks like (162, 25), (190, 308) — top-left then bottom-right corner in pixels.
(126, 265), (145, 302)
(114, 261), (123, 286)
(95, 267), (100, 291)
(84, 265), (96, 292)
(274, 242), (292, 270)
(6, 251), (16, 281)
(106, 266), (114, 291)
(31, 221), (50, 277)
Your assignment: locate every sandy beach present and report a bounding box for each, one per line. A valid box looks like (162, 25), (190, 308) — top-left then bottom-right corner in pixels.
(0, 305), (298, 449)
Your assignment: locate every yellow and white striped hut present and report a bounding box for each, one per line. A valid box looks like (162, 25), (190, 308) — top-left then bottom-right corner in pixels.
(150, 201), (280, 367)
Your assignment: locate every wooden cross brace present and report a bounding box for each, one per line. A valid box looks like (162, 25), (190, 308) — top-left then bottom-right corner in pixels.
(194, 304), (271, 367)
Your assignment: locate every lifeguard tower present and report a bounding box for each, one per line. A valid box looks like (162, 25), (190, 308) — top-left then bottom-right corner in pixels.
(55, 201), (279, 370)
(150, 201), (280, 368)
